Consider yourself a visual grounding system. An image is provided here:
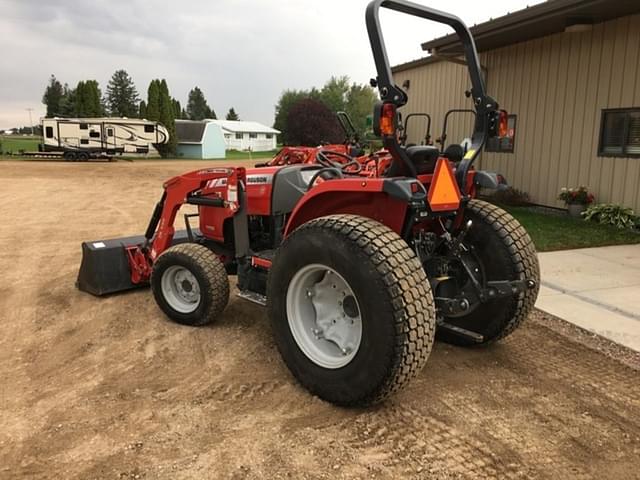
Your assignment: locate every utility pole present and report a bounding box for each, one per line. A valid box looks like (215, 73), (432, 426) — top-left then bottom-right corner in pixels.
(26, 108), (34, 136)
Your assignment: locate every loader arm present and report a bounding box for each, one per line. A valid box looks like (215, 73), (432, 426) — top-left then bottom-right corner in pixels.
(127, 167), (246, 285)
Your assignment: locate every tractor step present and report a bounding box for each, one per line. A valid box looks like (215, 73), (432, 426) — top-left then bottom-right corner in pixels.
(77, 229), (197, 296)
(437, 319), (484, 343)
(237, 290), (267, 306)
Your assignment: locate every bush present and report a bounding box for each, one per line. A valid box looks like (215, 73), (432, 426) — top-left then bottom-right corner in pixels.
(491, 187), (531, 207)
(286, 98), (342, 146)
(582, 203), (639, 230)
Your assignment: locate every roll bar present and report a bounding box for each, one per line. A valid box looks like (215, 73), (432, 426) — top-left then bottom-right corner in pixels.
(400, 113), (432, 146)
(365, 0), (499, 189)
(438, 109), (475, 151)
(336, 111), (359, 143)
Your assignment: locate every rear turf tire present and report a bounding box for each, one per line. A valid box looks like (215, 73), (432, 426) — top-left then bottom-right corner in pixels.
(151, 243), (229, 326)
(438, 199), (540, 346)
(267, 214), (436, 406)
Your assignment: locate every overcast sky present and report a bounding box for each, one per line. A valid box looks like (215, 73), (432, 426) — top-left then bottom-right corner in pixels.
(0, 0), (543, 130)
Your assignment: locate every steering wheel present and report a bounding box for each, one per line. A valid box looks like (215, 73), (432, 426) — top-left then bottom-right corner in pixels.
(306, 167), (343, 191)
(315, 150), (362, 174)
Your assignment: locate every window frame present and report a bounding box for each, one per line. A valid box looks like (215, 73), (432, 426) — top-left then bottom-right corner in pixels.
(45, 126), (54, 138)
(249, 132), (258, 139)
(598, 108), (640, 158)
(235, 133), (243, 140)
(144, 124), (155, 133)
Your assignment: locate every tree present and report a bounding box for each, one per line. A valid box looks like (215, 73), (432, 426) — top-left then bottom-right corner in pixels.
(145, 80), (161, 121)
(226, 107), (239, 121)
(74, 80), (103, 117)
(186, 86), (215, 120)
(157, 79), (177, 157)
(172, 98), (183, 119)
(139, 101), (147, 118)
(286, 98), (342, 146)
(59, 83), (76, 117)
(42, 75), (64, 117)
(144, 79), (177, 156)
(273, 89), (309, 145)
(106, 69), (140, 117)
(319, 76), (350, 113)
(344, 83), (378, 139)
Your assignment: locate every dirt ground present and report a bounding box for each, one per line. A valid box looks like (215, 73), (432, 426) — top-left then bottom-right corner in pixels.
(1, 159), (639, 480)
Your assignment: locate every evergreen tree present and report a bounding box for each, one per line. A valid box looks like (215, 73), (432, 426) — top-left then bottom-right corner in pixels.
(42, 74), (64, 117)
(106, 69), (140, 117)
(83, 80), (103, 116)
(186, 86), (216, 120)
(172, 98), (182, 119)
(157, 79), (177, 157)
(59, 83), (77, 117)
(139, 101), (147, 118)
(226, 107), (239, 121)
(145, 79), (161, 121)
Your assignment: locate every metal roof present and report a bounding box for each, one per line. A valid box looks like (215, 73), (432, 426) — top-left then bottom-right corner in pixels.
(420, 0), (640, 56)
(208, 120), (280, 135)
(175, 120), (207, 144)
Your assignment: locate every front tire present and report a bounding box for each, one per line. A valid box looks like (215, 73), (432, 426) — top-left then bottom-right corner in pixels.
(267, 215), (436, 406)
(151, 243), (229, 326)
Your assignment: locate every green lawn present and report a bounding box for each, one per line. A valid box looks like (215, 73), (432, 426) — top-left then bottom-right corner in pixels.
(0, 135), (40, 154)
(224, 149), (279, 160)
(503, 205), (640, 252)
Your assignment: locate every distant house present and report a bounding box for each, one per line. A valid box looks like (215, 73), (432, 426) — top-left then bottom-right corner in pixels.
(210, 120), (280, 152)
(175, 120), (226, 159)
(2, 129), (15, 135)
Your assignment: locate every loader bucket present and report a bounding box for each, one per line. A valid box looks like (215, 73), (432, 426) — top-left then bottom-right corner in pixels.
(76, 230), (194, 296)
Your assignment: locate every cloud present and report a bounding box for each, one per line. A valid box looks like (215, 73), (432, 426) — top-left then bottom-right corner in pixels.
(0, 0), (541, 129)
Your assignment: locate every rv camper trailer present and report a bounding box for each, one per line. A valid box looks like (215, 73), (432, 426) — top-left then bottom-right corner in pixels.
(40, 117), (169, 160)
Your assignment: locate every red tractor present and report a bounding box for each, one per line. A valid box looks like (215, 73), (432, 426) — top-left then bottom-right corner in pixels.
(78, 0), (539, 406)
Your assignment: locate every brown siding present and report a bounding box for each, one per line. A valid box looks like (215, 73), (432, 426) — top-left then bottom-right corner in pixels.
(393, 13), (640, 211)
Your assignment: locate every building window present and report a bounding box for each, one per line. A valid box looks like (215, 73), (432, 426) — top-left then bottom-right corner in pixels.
(45, 126), (54, 138)
(79, 123), (88, 130)
(144, 124), (155, 133)
(266, 134), (273, 139)
(485, 114), (517, 153)
(249, 133), (257, 139)
(89, 130), (100, 138)
(599, 109), (640, 157)
(235, 133), (243, 139)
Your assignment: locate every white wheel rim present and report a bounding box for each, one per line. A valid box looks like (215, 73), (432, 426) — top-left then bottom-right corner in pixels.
(161, 265), (201, 314)
(286, 264), (362, 369)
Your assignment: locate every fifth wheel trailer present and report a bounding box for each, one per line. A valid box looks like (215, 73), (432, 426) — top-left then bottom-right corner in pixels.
(40, 117), (169, 160)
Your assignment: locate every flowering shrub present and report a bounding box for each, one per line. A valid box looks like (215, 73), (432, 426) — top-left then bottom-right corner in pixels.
(558, 186), (595, 205)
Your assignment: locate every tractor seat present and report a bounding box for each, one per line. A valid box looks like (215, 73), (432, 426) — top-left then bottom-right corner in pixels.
(443, 144), (464, 163)
(405, 145), (439, 175)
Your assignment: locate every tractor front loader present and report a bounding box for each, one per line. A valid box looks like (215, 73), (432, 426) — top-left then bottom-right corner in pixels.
(77, 0), (539, 407)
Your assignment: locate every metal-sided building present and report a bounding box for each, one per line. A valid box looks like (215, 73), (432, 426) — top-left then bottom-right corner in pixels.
(393, 0), (640, 210)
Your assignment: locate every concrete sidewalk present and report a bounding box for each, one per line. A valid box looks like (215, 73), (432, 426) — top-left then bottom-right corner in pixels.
(536, 244), (640, 352)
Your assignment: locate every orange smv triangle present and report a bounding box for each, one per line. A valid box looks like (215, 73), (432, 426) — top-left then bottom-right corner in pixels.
(428, 158), (462, 212)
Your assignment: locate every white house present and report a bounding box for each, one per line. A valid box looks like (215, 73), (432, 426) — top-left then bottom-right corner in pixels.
(209, 120), (280, 152)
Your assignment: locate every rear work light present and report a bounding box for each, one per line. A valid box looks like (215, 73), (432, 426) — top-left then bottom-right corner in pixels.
(380, 103), (397, 136)
(498, 110), (509, 138)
